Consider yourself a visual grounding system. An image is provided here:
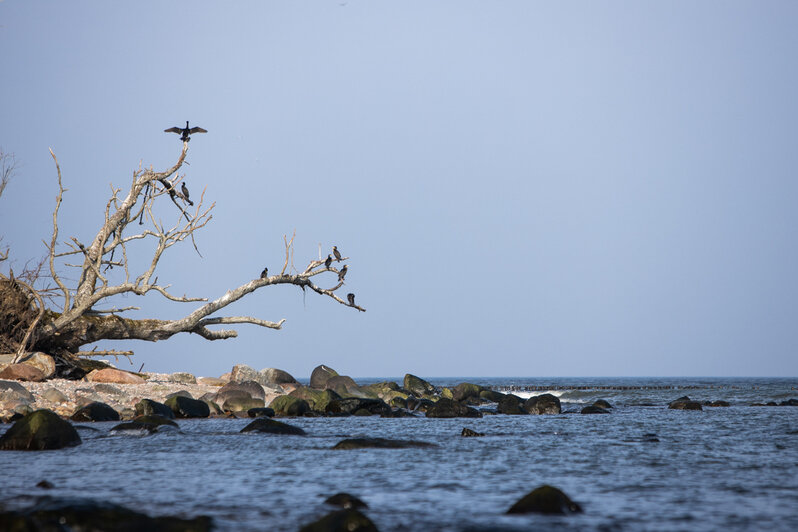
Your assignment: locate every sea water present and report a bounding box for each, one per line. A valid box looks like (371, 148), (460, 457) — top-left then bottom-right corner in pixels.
(1, 377), (797, 531)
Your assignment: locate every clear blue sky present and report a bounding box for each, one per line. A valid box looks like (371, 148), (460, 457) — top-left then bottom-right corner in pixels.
(1, 1), (797, 378)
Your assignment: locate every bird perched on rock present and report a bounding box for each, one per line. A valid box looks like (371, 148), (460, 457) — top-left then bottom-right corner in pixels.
(338, 264), (348, 282)
(260, 267), (268, 279)
(181, 182), (193, 206)
(164, 121), (207, 142)
(324, 255), (332, 269)
(332, 246), (342, 261)
(347, 293), (356, 306)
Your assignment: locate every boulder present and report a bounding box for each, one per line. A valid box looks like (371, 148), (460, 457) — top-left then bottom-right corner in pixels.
(0, 497), (213, 531)
(93, 384), (123, 395)
(781, 398), (798, 406)
(325, 398), (391, 417)
(452, 382), (483, 402)
(332, 437), (436, 450)
(165, 390), (193, 399)
(168, 372), (196, 384)
(425, 398), (482, 418)
(299, 509), (377, 532)
(479, 389), (505, 403)
(165, 395), (210, 418)
(204, 400), (222, 415)
(406, 397), (435, 413)
(497, 395), (526, 415)
(440, 387), (454, 400)
(0, 363), (45, 382)
(403, 373), (435, 397)
(132, 414), (178, 427)
(523, 393), (561, 415)
(216, 380), (266, 401)
(668, 396), (703, 410)
(70, 402), (120, 422)
(290, 386), (342, 411)
(269, 395), (311, 416)
(325, 493), (368, 510)
(461, 427), (485, 437)
(247, 407), (275, 418)
(240, 417), (306, 435)
(593, 399), (613, 409)
(325, 375), (364, 397)
(507, 485), (583, 515)
(222, 396), (265, 413)
(134, 399), (175, 419)
(0, 380), (34, 401)
(0, 352), (55, 379)
(230, 364), (260, 383)
(310, 365), (339, 389)
(41, 388), (69, 404)
(0, 409), (81, 450)
(86, 368), (145, 385)
(259, 367), (298, 386)
(580, 405), (610, 415)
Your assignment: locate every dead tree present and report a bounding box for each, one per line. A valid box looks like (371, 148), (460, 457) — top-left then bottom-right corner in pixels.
(0, 141), (364, 371)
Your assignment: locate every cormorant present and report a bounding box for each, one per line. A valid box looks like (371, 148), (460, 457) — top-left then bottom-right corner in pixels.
(164, 121), (207, 142)
(332, 246), (342, 261)
(338, 264), (348, 282)
(260, 267), (268, 279)
(324, 255), (332, 269)
(181, 182), (193, 205)
(347, 293), (356, 306)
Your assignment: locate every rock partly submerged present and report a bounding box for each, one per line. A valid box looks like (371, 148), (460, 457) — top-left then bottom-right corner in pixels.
(299, 509), (378, 532)
(333, 437), (436, 450)
(507, 485), (583, 515)
(0, 409), (81, 450)
(70, 401), (120, 422)
(240, 417), (306, 435)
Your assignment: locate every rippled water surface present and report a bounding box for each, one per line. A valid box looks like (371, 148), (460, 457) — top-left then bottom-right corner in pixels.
(2, 377), (797, 531)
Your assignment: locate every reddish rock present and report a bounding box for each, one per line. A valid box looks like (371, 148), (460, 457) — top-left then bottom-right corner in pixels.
(86, 368), (145, 385)
(0, 364), (46, 382)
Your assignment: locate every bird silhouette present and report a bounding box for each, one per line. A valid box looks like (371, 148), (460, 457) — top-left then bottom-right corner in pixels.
(260, 267), (268, 279)
(338, 264), (348, 282)
(332, 246), (342, 261)
(181, 182), (193, 206)
(324, 255), (332, 269)
(164, 121), (207, 142)
(347, 293), (356, 306)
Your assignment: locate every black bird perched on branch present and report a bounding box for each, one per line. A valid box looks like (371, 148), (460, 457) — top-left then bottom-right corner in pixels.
(347, 293), (356, 306)
(324, 255), (332, 269)
(332, 246), (342, 261)
(260, 267), (268, 279)
(338, 264), (348, 282)
(164, 121), (207, 142)
(181, 182), (193, 206)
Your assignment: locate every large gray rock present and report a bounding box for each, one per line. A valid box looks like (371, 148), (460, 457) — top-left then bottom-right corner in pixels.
(523, 393), (561, 415)
(230, 364), (260, 383)
(259, 367), (298, 386)
(70, 402), (120, 422)
(325, 375), (364, 397)
(497, 394), (526, 415)
(134, 399), (175, 419)
(0, 380), (34, 402)
(310, 365), (339, 389)
(216, 380), (266, 401)
(0, 409), (81, 450)
(164, 395), (210, 418)
(403, 374), (435, 397)
(269, 395), (311, 416)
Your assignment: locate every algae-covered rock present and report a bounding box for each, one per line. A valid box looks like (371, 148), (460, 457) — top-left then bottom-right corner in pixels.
(290, 386), (341, 411)
(441, 387), (454, 400)
(299, 509), (378, 532)
(269, 395), (311, 416)
(403, 374), (435, 397)
(165, 395), (210, 418)
(425, 398), (482, 418)
(70, 401), (120, 422)
(479, 389), (505, 403)
(333, 437), (436, 450)
(523, 393), (561, 415)
(240, 417), (306, 435)
(222, 396), (265, 413)
(452, 382), (483, 402)
(134, 399), (175, 419)
(507, 484), (582, 515)
(310, 365), (339, 389)
(0, 409), (81, 450)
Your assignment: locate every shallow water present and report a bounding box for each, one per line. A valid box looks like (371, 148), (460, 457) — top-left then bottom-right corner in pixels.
(2, 377), (797, 531)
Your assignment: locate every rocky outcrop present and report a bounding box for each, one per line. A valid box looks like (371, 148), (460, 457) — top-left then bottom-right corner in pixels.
(230, 364), (260, 383)
(310, 365), (339, 389)
(240, 417), (306, 435)
(165, 395), (210, 418)
(332, 437), (436, 450)
(0, 409), (81, 450)
(299, 509), (378, 532)
(86, 368), (146, 385)
(0, 497), (213, 531)
(507, 485), (582, 514)
(403, 374), (435, 397)
(668, 396), (703, 410)
(70, 402), (120, 422)
(523, 394), (561, 415)
(269, 395), (311, 416)
(134, 399), (175, 419)
(425, 398), (482, 418)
